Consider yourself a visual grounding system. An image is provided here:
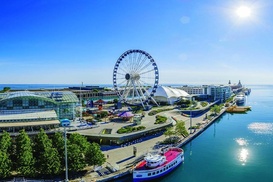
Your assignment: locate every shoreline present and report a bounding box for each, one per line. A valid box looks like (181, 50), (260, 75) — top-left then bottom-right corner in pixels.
(83, 108), (227, 182)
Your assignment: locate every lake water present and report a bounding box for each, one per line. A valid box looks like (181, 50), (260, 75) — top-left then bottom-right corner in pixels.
(115, 85), (273, 182)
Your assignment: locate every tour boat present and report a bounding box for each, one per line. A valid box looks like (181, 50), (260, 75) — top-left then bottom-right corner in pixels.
(133, 147), (184, 182)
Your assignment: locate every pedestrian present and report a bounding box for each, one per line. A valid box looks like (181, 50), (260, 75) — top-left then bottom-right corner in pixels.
(107, 154), (109, 159)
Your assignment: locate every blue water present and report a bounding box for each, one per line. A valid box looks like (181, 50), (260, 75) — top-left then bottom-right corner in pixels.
(115, 85), (273, 182)
(0, 84), (113, 90)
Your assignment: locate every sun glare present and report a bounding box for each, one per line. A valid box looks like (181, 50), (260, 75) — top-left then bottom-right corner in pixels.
(236, 6), (251, 18)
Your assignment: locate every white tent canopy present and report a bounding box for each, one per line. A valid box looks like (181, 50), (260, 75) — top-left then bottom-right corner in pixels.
(148, 86), (189, 105)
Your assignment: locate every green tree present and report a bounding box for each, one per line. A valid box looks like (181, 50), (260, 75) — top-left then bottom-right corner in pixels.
(15, 130), (35, 177)
(0, 131), (14, 173)
(67, 143), (86, 173)
(69, 133), (90, 154)
(164, 127), (176, 138)
(210, 105), (221, 116)
(0, 150), (11, 179)
(0, 131), (12, 153)
(85, 142), (106, 167)
(34, 129), (61, 176)
(52, 132), (65, 166)
(0, 87), (11, 93)
(175, 121), (189, 137)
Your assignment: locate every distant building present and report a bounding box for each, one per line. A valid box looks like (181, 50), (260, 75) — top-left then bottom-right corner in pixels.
(0, 91), (79, 133)
(179, 85), (205, 95)
(179, 84), (232, 103)
(229, 80), (243, 93)
(205, 85), (232, 102)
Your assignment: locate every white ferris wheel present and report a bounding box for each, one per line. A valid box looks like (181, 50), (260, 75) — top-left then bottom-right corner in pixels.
(113, 49), (159, 109)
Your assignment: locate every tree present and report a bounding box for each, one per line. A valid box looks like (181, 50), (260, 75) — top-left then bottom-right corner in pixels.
(164, 127), (175, 138)
(0, 131), (13, 174)
(33, 129), (61, 176)
(52, 132), (65, 166)
(0, 150), (11, 179)
(85, 142), (106, 167)
(15, 130), (35, 177)
(67, 143), (86, 173)
(210, 105), (221, 116)
(68, 133), (90, 154)
(0, 87), (10, 93)
(0, 131), (12, 153)
(175, 121), (189, 137)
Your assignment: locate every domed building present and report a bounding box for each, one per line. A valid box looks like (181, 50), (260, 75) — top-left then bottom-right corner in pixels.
(150, 86), (190, 105)
(0, 91), (79, 133)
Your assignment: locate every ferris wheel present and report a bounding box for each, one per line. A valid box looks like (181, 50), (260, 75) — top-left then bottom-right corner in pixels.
(113, 49), (159, 108)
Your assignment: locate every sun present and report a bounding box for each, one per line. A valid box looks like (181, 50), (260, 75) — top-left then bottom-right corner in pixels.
(236, 6), (252, 18)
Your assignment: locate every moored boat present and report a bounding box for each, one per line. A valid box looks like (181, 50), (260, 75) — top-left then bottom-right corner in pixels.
(235, 93), (245, 105)
(133, 147), (184, 182)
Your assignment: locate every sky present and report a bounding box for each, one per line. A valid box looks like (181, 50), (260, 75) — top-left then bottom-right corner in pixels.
(1, 0), (273, 86)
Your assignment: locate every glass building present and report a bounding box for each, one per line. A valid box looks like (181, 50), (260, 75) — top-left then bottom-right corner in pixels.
(0, 91), (79, 133)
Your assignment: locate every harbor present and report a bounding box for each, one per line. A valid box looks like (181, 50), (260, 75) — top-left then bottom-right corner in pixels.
(93, 85), (273, 182)
(79, 104), (228, 182)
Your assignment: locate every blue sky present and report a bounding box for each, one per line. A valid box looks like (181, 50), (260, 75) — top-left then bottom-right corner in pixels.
(1, 0), (273, 85)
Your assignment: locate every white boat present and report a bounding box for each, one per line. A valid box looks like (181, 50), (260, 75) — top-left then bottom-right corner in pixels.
(235, 93), (245, 105)
(133, 147), (184, 182)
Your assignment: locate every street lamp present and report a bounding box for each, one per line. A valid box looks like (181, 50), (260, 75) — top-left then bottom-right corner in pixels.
(189, 104), (194, 134)
(61, 119), (71, 182)
(190, 107), (192, 134)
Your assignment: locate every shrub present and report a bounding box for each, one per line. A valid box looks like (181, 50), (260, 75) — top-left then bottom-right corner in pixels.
(117, 125), (146, 134)
(154, 115), (167, 124)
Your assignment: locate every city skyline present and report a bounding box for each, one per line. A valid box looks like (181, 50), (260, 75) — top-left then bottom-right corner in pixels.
(1, 0), (273, 85)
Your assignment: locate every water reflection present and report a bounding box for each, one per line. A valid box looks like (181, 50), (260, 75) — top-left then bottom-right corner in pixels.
(238, 148), (249, 165)
(235, 138), (248, 146)
(248, 122), (273, 134)
(235, 138), (249, 165)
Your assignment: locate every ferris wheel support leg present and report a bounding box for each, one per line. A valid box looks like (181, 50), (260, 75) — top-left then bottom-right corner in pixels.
(150, 97), (159, 107)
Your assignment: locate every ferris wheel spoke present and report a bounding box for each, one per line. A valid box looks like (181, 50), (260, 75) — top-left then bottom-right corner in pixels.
(123, 58), (131, 73)
(122, 80), (131, 100)
(116, 72), (126, 76)
(135, 81), (147, 103)
(117, 65), (129, 74)
(132, 53), (143, 72)
(116, 79), (127, 86)
(138, 62), (152, 73)
(132, 81), (145, 107)
(139, 69), (155, 76)
(135, 56), (148, 73)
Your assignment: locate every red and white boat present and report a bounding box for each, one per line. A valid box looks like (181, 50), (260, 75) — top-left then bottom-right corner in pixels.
(133, 147), (184, 182)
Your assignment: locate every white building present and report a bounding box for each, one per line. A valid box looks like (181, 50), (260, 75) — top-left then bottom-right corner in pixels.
(179, 85), (232, 102)
(150, 86), (189, 105)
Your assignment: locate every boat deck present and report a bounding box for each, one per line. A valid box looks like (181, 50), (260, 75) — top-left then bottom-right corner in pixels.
(134, 149), (181, 171)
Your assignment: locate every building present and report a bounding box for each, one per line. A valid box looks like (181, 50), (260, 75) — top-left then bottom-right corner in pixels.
(149, 85), (190, 105)
(229, 80), (243, 93)
(179, 85), (205, 95)
(0, 91), (79, 133)
(179, 84), (232, 103)
(204, 85), (232, 102)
